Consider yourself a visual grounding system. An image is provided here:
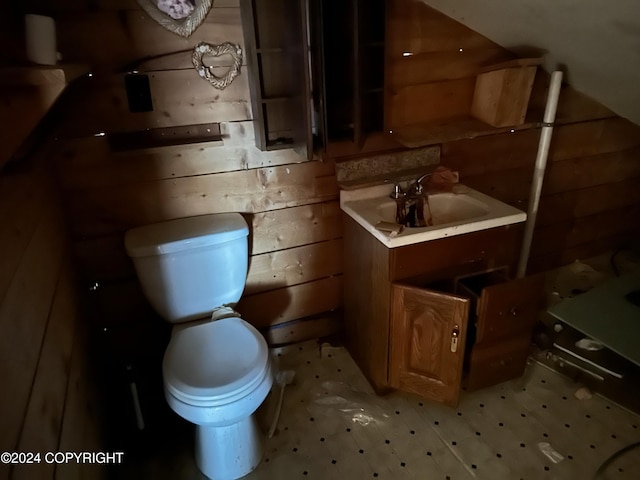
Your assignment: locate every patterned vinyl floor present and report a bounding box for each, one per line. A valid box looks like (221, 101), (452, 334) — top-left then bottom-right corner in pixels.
(116, 339), (640, 480)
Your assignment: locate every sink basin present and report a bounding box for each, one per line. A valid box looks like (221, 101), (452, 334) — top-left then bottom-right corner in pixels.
(376, 193), (490, 226)
(340, 183), (526, 248)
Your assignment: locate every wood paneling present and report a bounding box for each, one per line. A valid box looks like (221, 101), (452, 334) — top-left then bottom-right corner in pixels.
(440, 99), (640, 276)
(57, 6), (243, 72)
(388, 48), (513, 86)
(33, 0), (640, 364)
(0, 159), (104, 480)
(49, 0), (342, 340)
(61, 68), (252, 136)
(386, 1), (500, 56)
(387, 77), (476, 127)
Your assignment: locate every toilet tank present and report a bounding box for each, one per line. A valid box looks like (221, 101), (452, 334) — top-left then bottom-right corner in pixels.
(124, 213), (249, 323)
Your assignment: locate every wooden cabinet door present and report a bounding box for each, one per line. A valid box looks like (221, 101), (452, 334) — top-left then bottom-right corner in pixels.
(475, 273), (544, 344)
(467, 273), (544, 390)
(390, 284), (469, 407)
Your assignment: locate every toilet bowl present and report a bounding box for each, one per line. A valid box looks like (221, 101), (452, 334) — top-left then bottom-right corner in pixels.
(163, 316), (272, 480)
(124, 213), (273, 480)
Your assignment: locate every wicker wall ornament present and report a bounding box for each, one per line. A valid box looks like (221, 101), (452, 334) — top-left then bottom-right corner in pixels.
(192, 42), (243, 90)
(136, 0), (213, 38)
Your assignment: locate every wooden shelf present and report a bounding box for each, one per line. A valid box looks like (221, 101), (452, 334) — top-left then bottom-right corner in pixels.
(391, 115), (539, 148)
(108, 123), (222, 153)
(0, 64), (89, 170)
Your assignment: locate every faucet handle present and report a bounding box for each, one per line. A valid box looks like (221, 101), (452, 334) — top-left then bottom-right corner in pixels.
(388, 182), (406, 199)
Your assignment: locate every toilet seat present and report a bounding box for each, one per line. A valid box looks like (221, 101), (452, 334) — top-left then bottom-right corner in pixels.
(163, 316), (269, 407)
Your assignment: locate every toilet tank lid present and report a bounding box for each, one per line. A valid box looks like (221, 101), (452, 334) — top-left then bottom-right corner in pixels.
(125, 213), (249, 257)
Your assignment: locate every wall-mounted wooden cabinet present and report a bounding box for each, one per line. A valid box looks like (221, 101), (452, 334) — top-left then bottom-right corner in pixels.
(343, 215), (543, 406)
(240, 0), (313, 159)
(241, 0), (396, 160)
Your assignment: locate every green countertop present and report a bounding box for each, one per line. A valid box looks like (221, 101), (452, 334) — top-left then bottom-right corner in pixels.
(548, 270), (640, 368)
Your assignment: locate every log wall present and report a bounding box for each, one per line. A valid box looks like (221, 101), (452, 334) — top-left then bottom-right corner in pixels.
(0, 155), (105, 480)
(17, 0), (640, 346)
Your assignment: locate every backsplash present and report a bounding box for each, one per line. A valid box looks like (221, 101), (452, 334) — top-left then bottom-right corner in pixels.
(335, 145), (440, 189)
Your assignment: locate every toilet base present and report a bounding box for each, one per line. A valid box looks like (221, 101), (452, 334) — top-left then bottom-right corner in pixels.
(195, 415), (264, 480)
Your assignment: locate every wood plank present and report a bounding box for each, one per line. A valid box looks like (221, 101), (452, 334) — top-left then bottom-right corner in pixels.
(237, 276), (343, 328)
(13, 256), (77, 480)
(56, 7), (243, 72)
(63, 160), (337, 238)
(543, 147), (640, 195)
(0, 200), (65, 466)
(441, 117), (640, 177)
(251, 201), (342, 255)
(54, 124), (308, 190)
(529, 229), (640, 274)
(55, 320), (98, 480)
(531, 205), (640, 257)
(441, 128), (538, 174)
(386, 0), (500, 57)
(536, 178), (640, 226)
(388, 48), (513, 87)
(262, 312), (342, 346)
(549, 118), (640, 161)
(246, 239), (343, 295)
(60, 67), (252, 136)
(0, 173), (45, 301)
(462, 146), (640, 204)
(528, 75), (615, 124)
(392, 116), (536, 149)
(72, 201), (343, 281)
(0, 85), (58, 169)
(387, 78), (476, 129)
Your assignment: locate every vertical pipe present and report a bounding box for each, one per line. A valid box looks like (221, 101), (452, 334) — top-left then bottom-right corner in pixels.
(516, 70), (564, 278)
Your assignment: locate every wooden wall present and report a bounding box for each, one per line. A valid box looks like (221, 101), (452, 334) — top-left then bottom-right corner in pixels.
(19, 0), (640, 349)
(0, 155), (105, 480)
(39, 0), (342, 342)
(386, 1), (640, 273)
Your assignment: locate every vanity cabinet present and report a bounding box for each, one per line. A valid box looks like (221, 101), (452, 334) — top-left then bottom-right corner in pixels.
(343, 215), (543, 406)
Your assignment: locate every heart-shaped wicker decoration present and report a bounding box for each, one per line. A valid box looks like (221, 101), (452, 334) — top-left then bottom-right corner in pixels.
(192, 42), (242, 90)
(136, 0), (213, 38)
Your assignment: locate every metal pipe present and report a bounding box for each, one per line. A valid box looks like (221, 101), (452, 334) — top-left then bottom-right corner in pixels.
(516, 70), (564, 278)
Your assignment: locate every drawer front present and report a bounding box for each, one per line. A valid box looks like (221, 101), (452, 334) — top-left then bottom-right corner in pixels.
(390, 225), (521, 282)
(476, 273), (544, 344)
(466, 334), (531, 391)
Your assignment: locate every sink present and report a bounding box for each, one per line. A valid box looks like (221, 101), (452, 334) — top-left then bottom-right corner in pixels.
(376, 193), (490, 226)
(340, 182), (526, 248)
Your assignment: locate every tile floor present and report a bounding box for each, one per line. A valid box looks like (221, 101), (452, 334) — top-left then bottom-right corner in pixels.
(114, 340), (640, 480)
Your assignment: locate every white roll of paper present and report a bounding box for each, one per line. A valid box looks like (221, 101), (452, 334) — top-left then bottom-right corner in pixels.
(25, 14), (57, 65)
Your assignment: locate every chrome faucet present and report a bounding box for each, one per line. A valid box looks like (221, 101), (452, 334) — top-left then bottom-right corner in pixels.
(387, 181), (406, 199)
(408, 173), (432, 197)
(387, 181), (407, 224)
(406, 173), (433, 228)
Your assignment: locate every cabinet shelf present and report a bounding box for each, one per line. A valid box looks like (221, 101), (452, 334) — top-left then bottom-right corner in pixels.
(260, 96), (295, 104)
(391, 115), (539, 148)
(255, 47), (285, 54)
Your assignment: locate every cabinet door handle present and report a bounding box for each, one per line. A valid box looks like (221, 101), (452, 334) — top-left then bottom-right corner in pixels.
(451, 325), (460, 353)
(510, 307), (518, 316)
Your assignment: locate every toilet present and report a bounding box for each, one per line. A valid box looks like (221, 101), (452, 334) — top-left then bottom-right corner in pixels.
(124, 213), (273, 480)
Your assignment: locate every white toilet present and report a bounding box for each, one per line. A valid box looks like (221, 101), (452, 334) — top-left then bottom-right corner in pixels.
(124, 213), (273, 480)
